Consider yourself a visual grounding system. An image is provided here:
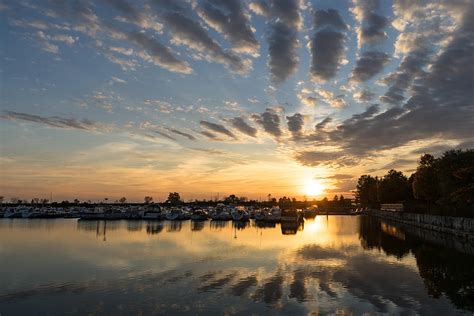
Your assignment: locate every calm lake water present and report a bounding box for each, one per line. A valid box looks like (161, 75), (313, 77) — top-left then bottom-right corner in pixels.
(0, 216), (473, 315)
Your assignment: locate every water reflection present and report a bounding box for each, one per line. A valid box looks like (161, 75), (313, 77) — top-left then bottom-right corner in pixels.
(0, 217), (472, 315)
(146, 222), (164, 235)
(359, 216), (474, 311)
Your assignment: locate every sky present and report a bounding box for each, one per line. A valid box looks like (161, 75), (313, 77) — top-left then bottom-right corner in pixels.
(0, 0), (473, 202)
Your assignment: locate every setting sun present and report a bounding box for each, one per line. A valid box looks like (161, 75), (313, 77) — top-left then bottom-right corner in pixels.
(303, 178), (326, 197)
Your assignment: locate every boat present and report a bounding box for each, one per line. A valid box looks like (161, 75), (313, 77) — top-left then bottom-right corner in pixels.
(4, 207), (23, 218)
(21, 208), (42, 218)
(254, 209), (267, 221)
(303, 206), (318, 218)
(218, 210), (233, 221)
(142, 206), (164, 220)
(264, 207), (281, 222)
(165, 208), (183, 220)
(231, 209), (249, 221)
(191, 209), (208, 221)
(142, 210), (164, 220)
(280, 209), (303, 223)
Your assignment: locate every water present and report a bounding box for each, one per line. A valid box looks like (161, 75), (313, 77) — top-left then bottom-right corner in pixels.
(0, 216), (472, 315)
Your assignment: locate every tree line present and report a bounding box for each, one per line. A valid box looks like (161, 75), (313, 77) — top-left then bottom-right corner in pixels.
(355, 149), (473, 217)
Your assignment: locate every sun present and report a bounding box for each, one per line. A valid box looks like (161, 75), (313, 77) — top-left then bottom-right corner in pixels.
(303, 178), (325, 197)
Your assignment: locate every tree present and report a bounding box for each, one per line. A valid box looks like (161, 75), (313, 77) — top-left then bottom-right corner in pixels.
(144, 196), (153, 204)
(435, 149), (474, 214)
(166, 192), (182, 205)
(10, 197), (19, 204)
(0, 196), (3, 204)
(413, 154), (440, 204)
(31, 198), (40, 204)
(119, 197), (127, 204)
(73, 199), (80, 204)
(378, 169), (410, 204)
(356, 175), (379, 208)
(224, 194), (239, 205)
(278, 196), (292, 209)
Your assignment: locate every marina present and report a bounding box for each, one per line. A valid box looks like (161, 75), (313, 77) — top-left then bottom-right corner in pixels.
(1, 203), (349, 222)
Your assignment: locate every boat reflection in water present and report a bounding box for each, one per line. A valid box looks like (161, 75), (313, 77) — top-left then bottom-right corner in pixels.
(146, 222), (164, 235)
(1, 216), (473, 315)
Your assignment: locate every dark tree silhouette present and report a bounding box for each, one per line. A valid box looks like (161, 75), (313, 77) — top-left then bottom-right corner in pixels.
(355, 175), (379, 208)
(166, 192), (182, 205)
(378, 170), (410, 203)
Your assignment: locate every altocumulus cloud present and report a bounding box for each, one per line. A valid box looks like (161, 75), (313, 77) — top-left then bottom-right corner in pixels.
(167, 128), (197, 141)
(228, 117), (258, 137)
(196, 0), (259, 55)
(1, 111), (112, 132)
(267, 0), (302, 83)
(156, 2), (251, 74)
(252, 108), (282, 138)
(200, 120), (236, 139)
(310, 9), (348, 82)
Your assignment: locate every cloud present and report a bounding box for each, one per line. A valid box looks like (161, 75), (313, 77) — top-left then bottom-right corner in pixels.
(267, 21), (299, 84)
(309, 9), (347, 82)
(327, 174), (354, 180)
(36, 31), (59, 54)
(252, 108), (282, 138)
(200, 130), (219, 140)
(297, 88), (318, 106)
(354, 89), (375, 102)
(111, 76), (126, 84)
(1, 111), (111, 132)
(124, 30), (193, 74)
(51, 34), (77, 45)
(228, 117), (257, 137)
(315, 117), (332, 130)
(380, 49), (429, 105)
(109, 46), (134, 56)
(200, 120), (236, 138)
(104, 0), (163, 33)
(161, 10), (251, 74)
(330, 95), (347, 108)
(153, 130), (177, 141)
(266, 0), (302, 83)
(350, 51), (390, 82)
(313, 9), (348, 31)
(196, 0), (259, 55)
(351, 0), (388, 47)
(286, 113), (304, 139)
(301, 4), (474, 160)
(249, 0), (270, 17)
(295, 151), (359, 167)
(167, 128), (197, 141)
(270, 0), (302, 29)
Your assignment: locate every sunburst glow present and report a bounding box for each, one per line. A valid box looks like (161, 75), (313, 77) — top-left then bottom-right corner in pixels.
(303, 178), (325, 197)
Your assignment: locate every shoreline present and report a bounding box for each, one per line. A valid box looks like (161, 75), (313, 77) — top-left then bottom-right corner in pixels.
(370, 210), (474, 241)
